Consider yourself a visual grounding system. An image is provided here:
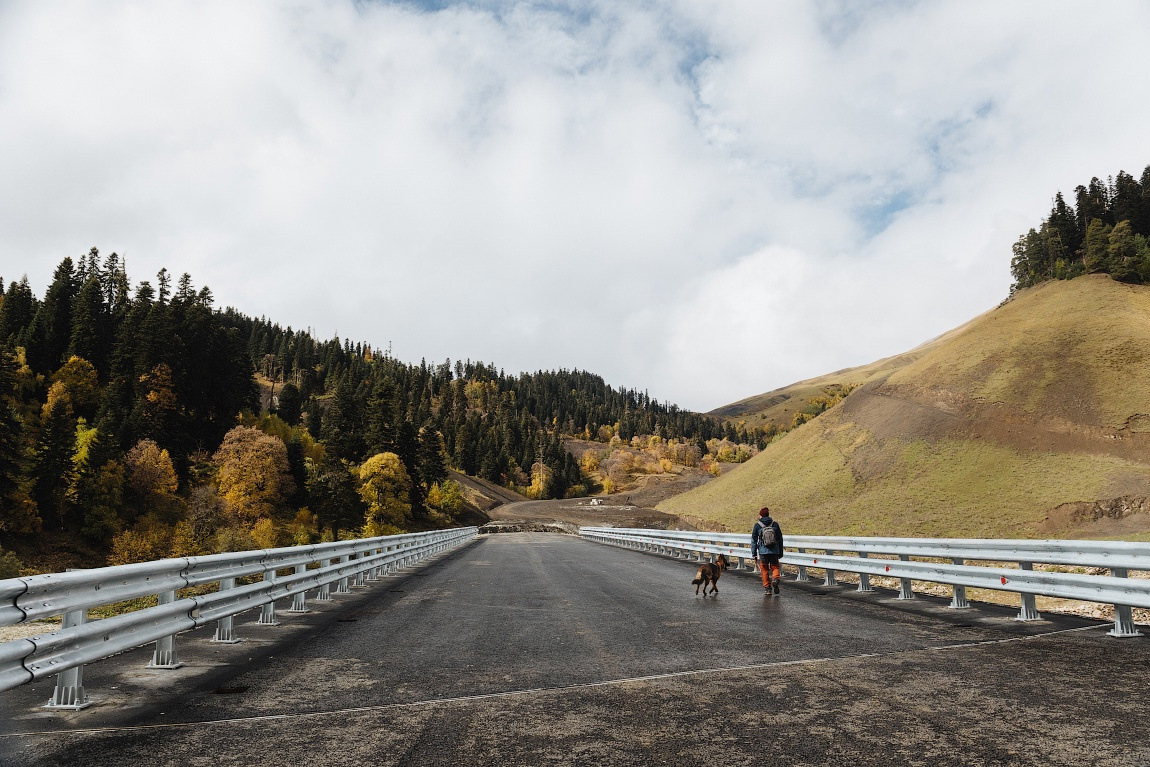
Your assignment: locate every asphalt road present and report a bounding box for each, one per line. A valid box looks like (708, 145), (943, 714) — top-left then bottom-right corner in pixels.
(1, 532), (1148, 767)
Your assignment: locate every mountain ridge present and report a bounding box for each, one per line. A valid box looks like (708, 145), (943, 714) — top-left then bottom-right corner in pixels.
(660, 275), (1150, 540)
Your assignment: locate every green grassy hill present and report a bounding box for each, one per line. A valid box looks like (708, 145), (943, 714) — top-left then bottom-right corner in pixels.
(661, 276), (1150, 540)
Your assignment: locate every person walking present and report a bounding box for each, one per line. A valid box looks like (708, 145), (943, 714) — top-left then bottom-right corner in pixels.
(752, 507), (783, 594)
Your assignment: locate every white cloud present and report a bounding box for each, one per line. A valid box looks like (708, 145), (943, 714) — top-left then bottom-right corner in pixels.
(2, 1), (1150, 411)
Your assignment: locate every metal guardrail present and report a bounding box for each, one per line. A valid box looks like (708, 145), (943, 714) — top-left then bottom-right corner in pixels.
(0, 527), (477, 708)
(579, 527), (1149, 638)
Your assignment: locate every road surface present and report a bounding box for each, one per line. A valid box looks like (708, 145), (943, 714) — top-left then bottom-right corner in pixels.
(0, 532), (1147, 766)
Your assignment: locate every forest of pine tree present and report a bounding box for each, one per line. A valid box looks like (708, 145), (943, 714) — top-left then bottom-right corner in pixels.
(1010, 166), (1150, 291)
(0, 250), (763, 573)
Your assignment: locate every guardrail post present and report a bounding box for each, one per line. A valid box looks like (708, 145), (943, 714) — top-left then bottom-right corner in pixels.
(287, 565), (309, 613)
(147, 590), (184, 669)
(948, 558), (969, 609)
(212, 577), (242, 642)
(1107, 568), (1143, 637)
(45, 607), (92, 710)
(316, 560), (333, 602)
(823, 551), (837, 586)
(336, 555), (351, 594)
(794, 548), (810, 582)
(352, 553), (368, 587)
(897, 554), (914, 600)
(258, 570), (280, 626)
(856, 552), (874, 592)
(1015, 562), (1041, 621)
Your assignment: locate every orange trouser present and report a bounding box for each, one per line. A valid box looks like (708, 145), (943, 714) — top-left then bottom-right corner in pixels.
(759, 558), (781, 587)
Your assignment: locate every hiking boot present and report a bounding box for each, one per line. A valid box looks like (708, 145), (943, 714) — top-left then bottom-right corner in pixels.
(772, 583), (780, 595)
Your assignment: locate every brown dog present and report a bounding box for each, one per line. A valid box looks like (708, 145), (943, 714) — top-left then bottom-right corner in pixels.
(691, 554), (729, 596)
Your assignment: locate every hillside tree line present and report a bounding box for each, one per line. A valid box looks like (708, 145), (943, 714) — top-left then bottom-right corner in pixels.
(0, 250), (757, 569)
(1010, 166), (1150, 290)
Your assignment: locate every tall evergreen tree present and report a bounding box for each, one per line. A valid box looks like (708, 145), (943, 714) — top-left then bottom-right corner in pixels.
(0, 277), (37, 345)
(27, 259), (78, 373)
(1108, 220), (1139, 282)
(68, 275), (107, 373)
(1083, 218), (1113, 273)
(0, 346), (26, 508)
(32, 391), (77, 529)
(277, 382), (303, 426)
(1111, 171), (1142, 227)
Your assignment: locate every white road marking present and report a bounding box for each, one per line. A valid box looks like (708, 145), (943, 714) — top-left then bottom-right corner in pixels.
(0, 623), (1105, 739)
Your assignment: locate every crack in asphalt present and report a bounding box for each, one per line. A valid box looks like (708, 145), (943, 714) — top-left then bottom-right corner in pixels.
(0, 623), (1104, 740)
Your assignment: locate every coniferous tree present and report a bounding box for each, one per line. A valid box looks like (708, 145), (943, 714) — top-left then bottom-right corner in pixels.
(27, 259), (78, 373)
(1075, 178), (1111, 233)
(322, 379), (365, 461)
(68, 276), (107, 373)
(1108, 221), (1139, 283)
(0, 345), (33, 534)
(1111, 171), (1142, 228)
(1083, 218), (1113, 273)
(0, 277), (37, 346)
(306, 457), (365, 540)
(277, 382), (303, 426)
(1137, 166), (1150, 237)
(32, 390), (77, 529)
(418, 428), (448, 487)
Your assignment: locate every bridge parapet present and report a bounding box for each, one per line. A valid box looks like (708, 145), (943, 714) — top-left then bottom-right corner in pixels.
(580, 527), (1149, 638)
(0, 527), (477, 709)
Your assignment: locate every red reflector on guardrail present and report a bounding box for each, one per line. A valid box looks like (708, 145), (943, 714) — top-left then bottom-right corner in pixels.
(1001, 577), (1008, 585)
(885, 565), (890, 572)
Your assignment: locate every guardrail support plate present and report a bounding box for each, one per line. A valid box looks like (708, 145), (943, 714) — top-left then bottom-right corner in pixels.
(212, 578), (243, 643)
(1015, 563), (1042, 621)
(897, 555), (914, 600)
(45, 608), (92, 710)
(1108, 570), (1144, 637)
(147, 591), (184, 669)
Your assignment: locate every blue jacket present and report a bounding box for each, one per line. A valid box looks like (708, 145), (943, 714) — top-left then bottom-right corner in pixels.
(752, 517), (783, 560)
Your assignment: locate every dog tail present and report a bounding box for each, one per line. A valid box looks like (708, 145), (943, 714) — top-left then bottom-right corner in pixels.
(691, 576), (703, 585)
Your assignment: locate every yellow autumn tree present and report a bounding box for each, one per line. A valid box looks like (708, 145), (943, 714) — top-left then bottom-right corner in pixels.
(125, 439), (178, 496)
(213, 426), (295, 525)
(426, 480), (465, 517)
(358, 452), (412, 536)
(52, 356), (100, 417)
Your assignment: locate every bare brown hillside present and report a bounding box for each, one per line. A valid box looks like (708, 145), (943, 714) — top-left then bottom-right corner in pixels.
(708, 315), (980, 430)
(662, 276), (1150, 540)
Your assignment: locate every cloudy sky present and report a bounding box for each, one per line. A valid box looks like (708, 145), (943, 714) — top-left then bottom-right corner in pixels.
(2, 1), (1149, 412)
